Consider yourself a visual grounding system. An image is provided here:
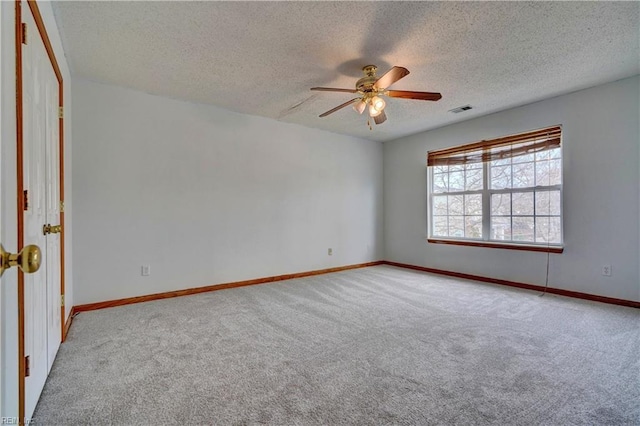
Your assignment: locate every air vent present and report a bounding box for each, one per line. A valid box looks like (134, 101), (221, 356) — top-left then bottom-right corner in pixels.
(449, 105), (473, 114)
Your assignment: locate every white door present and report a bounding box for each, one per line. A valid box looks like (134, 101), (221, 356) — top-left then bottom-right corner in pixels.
(22, 7), (62, 419)
(44, 74), (61, 371)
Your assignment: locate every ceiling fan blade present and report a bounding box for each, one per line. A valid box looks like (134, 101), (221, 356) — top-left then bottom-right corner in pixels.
(319, 98), (360, 117)
(386, 90), (442, 101)
(311, 87), (358, 93)
(373, 110), (387, 125)
(373, 66), (410, 89)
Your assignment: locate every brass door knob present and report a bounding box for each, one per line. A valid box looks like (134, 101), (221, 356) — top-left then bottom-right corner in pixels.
(0, 244), (41, 277)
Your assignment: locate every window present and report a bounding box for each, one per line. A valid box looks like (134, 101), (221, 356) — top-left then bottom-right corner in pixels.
(428, 126), (563, 252)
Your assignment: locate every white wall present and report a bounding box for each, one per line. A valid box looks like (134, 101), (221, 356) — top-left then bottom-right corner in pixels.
(1, 0), (73, 418)
(384, 76), (640, 302)
(72, 80), (383, 305)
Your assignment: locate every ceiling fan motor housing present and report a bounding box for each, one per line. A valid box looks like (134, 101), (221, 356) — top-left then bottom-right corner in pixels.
(356, 65), (379, 93)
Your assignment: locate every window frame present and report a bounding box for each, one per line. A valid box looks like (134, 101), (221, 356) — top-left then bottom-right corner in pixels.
(427, 128), (564, 253)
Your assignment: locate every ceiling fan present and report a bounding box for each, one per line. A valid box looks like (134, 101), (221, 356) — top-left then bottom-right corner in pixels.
(311, 65), (442, 125)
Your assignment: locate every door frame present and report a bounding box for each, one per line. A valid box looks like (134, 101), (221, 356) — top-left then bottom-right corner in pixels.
(0, 1), (3, 413)
(15, 0), (65, 421)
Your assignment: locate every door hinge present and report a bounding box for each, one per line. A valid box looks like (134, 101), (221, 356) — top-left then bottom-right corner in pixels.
(23, 190), (29, 211)
(61, 294), (65, 307)
(60, 200), (65, 212)
(25, 356), (30, 377)
(58, 106), (64, 119)
(21, 23), (27, 45)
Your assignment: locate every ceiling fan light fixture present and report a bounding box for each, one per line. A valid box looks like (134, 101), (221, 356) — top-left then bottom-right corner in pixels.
(369, 104), (383, 117)
(370, 96), (386, 112)
(353, 99), (367, 114)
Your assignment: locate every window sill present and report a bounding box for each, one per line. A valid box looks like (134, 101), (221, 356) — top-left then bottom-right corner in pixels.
(427, 238), (564, 253)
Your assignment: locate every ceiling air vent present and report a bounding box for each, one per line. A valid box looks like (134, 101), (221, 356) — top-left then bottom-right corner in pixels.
(449, 105), (473, 114)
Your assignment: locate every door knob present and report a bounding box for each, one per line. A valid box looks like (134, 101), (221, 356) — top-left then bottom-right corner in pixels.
(0, 244), (41, 277)
(43, 224), (62, 235)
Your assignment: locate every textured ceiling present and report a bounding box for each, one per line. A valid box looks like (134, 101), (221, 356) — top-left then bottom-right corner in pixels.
(53, 1), (639, 142)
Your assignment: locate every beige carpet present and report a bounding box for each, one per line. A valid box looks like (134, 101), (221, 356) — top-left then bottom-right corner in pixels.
(34, 265), (639, 425)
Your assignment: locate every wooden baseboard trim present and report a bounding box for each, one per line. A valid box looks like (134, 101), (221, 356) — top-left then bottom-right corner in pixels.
(72, 260), (639, 314)
(74, 261), (384, 313)
(381, 261), (640, 309)
(62, 306), (75, 341)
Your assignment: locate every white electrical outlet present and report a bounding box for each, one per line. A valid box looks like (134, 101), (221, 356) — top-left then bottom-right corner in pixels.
(328, 248), (333, 256)
(141, 265), (151, 276)
(602, 264), (611, 277)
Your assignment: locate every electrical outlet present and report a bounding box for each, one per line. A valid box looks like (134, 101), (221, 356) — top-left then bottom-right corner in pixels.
(141, 265), (151, 276)
(328, 248), (332, 256)
(602, 264), (611, 277)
